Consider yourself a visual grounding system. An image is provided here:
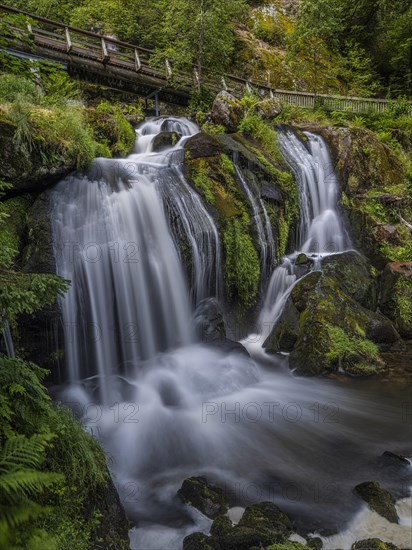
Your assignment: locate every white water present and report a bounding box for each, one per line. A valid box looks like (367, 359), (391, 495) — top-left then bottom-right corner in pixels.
(235, 164), (276, 280)
(51, 120), (410, 549)
(1, 318), (15, 357)
(51, 118), (221, 403)
(250, 129), (352, 348)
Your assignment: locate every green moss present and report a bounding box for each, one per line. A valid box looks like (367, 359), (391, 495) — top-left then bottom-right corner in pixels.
(266, 543), (307, 550)
(224, 219), (260, 308)
(326, 325), (380, 374)
(394, 278), (412, 327)
(0, 195), (32, 268)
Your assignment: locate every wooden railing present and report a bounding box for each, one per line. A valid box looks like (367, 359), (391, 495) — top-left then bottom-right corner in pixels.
(1, 3), (411, 114)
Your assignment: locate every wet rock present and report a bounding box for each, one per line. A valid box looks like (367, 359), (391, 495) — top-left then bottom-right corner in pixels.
(238, 501), (293, 538)
(380, 262), (412, 339)
(354, 481), (399, 524)
(352, 538), (399, 550)
(178, 477), (229, 519)
(185, 133), (222, 159)
(295, 253), (310, 266)
(261, 183), (283, 204)
(307, 536), (323, 549)
(322, 252), (378, 310)
(182, 532), (216, 550)
(194, 298), (226, 342)
(265, 266), (401, 376)
(151, 131), (180, 152)
(211, 91), (243, 133)
(381, 451), (411, 467)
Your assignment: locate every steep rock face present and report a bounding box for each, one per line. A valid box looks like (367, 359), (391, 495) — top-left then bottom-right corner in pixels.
(265, 252), (402, 376)
(380, 262), (412, 339)
(183, 130), (297, 330)
(300, 124), (410, 270)
(0, 120), (76, 193)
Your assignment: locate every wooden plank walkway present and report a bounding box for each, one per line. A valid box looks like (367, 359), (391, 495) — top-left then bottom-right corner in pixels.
(1, 4), (411, 114)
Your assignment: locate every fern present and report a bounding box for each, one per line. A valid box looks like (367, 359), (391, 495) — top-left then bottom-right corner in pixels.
(0, 434), (62, 547)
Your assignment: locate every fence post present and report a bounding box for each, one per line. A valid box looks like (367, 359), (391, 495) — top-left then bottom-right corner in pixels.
(65, 27), (72, 53)
(101, 38), (109, 63)
(134, 49), (141, 72)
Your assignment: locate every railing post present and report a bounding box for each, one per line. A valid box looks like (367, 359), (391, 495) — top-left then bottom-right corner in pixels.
(221, 76), (228, 91)
(194, 69), (200, 88)
(101, 37), (110, 63)
(27, 23), (33, 36)
(165, 59), (172, 79)
(65, 27), (72, 53)
(134, 49), (141, 72)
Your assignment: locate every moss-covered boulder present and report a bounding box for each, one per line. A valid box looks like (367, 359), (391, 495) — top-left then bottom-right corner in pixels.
(211, 91), (243, 133)
(265, 253), (402, 376)
(352, 539), (399, 550)
(0, 120), (76, 193)
(354, 482), (399, 524)
(380, 262), (412, 339)
(183, 532), (217, 550)
(178, 477), (229, 519)
(151, 130), (179, 152)
(208, 501), (294, 550)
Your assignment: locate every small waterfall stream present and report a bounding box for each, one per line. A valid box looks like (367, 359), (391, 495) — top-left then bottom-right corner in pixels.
(50, 120), (410, 550)
(252, 128), (352, 346)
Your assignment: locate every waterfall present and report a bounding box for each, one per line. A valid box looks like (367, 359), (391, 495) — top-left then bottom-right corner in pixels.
(252, 128), (350, 345)
(235, 165), (276, 280)
(51, 117), (222, 402)
(278, 129), (350, 254)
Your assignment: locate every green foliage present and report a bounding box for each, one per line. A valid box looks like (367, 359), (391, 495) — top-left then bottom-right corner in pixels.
(0, 355), (111, 549)
(0, 196), (31, 268)
(156, 0), (247, 83)
(88, 101), (137, 156)
(224, 218), (260, 308)
(239, 114), (283, 164)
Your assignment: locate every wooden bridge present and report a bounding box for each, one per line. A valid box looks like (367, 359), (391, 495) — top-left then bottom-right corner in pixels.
(1, 3), (411, 115)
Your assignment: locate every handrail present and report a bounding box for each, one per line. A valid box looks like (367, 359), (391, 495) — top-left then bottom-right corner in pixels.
(0, 3), (411, 113)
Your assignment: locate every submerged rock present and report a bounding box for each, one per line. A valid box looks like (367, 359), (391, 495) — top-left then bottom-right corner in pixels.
(380, 451), (411, 467)
(178, 476), (229, 519)
(194, 298), (226, 342)
(211, 91), (243, 133)
(354, 481), (399, 524)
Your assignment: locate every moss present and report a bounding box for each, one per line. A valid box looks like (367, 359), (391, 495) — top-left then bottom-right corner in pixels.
(394, 278), (412, 331)
(0, 195), (32, 268)
(224, 219), (261, 309)
(266, 543), (307, 550)
(325, 325), (380, 375)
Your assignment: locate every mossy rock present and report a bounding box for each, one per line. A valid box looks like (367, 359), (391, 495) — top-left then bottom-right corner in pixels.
(183, 532), (217, 550)
(209, 502), (293, 550)
(238, 502), (293, 538)
(380, 262), (412, 339)
(0, 120), (76, 193)
(266, 543), (308, 550)
(178, 476), (229, 519)
(306, 537), (323, 549)
(322, 251), (377, 310)
(354, 482), (399, 524)
(211, 91), (244, 133)
(352, 538), (399, 550)
(151, 131), (179, 152)
(265, 254), (402, 375)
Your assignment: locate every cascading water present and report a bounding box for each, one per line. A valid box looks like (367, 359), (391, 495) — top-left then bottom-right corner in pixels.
(51, 119), (410, 550)
(253, 128), (352, 345)
(235, 164), (276, 281)
(1, 317), (15, 357)
(51, 118), (221, 402)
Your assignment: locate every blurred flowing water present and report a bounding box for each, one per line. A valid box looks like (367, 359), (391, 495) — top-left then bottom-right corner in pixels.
(51, 120), (411, 549)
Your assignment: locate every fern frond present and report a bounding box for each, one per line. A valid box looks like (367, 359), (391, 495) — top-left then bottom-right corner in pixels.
(0, 469), (62, 502)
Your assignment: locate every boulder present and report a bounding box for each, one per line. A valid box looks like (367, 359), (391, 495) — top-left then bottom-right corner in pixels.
(185, 133), (222, 159)
(380, 451), (410, 467)
(265, 260), (402, 375)
(209, 501), (294, 550)
(211, 91), (243, 133)
(0, 120), (75, 193)
(380, 262), (412, 339)
(354, 482), (399, 524)
(178, 477), (229, 519)
(151, 131), (179, 152)
(352, 538), (399, 549)
(194, 298), (226, 343)
(307, 536), (323, 549)
(183, 532), (216, 550)
(255, 97), (282, 120)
